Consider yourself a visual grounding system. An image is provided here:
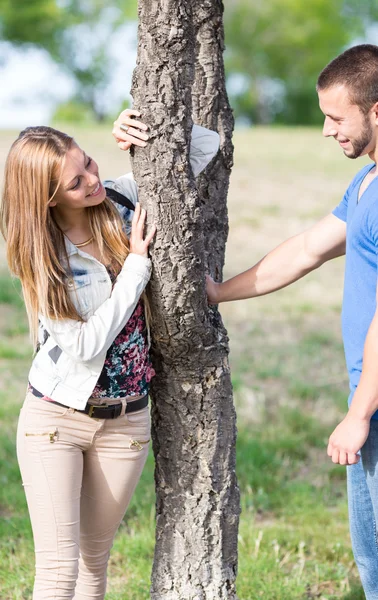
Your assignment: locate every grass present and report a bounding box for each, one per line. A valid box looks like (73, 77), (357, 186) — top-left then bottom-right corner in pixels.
(0, 126), (368, 598)
(0, 273), (23, 307)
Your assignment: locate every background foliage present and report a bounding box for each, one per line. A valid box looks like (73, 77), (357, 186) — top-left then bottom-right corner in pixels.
(0, 0), (376, 124)
(225, 0), (362, 124)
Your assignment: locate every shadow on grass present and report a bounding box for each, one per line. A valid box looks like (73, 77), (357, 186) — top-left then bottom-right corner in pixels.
(236, 411), (340, 514)
(341, 584), (365, 600)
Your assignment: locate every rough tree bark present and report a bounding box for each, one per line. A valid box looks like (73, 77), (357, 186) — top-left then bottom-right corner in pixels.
(192, 0), (234, 276)
(130, 1), (240, 598)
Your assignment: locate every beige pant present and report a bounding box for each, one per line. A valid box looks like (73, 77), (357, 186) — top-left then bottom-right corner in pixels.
(17, 392), (150, 600)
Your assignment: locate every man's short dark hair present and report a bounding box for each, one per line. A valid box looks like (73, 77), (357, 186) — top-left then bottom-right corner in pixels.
(317, 44), (378, 114)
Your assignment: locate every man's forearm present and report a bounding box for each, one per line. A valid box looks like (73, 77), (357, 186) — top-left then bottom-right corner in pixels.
(216, 233), (321, 302)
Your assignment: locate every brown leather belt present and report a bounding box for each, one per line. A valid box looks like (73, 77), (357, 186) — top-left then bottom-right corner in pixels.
(29, 385), (148, 419)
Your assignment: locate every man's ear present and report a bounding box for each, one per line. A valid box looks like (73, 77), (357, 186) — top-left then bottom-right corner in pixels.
(371, 102), (378, 124)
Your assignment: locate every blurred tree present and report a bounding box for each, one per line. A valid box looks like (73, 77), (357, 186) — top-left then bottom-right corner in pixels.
(0, 0), (137, 53)
(344, 0), (378, 22)
(0, 0), (137, 121)
(52, 99), (98, 124)
(53, 1), (137, 121)
(224, 0), (364, 124)
(0, 0), (65, 55)
(1, 0), (375, 125)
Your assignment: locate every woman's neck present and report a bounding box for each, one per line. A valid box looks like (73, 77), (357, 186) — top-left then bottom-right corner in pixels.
(52, 206), (89, 235)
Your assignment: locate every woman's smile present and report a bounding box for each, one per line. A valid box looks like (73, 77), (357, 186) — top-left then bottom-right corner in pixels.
(87, 181), (103, 197)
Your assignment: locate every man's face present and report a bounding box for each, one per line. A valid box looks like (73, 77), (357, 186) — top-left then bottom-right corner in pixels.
(318, 84), (376, 159)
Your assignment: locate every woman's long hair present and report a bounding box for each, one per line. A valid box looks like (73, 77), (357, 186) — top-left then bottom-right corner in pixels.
(0, 126), (143, 347)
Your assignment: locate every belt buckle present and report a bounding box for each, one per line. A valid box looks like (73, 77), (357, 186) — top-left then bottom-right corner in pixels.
(88, 403), (108, 417)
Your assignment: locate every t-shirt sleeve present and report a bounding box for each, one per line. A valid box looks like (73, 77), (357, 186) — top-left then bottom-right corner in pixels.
(332, 188), (349, 223)
(333, 165), (374, 223)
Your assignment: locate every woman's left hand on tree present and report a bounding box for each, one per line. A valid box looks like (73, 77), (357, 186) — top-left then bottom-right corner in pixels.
(112, 109), (149, 151)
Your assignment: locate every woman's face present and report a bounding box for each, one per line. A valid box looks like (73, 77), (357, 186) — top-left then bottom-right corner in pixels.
(50, 143), (106, 211)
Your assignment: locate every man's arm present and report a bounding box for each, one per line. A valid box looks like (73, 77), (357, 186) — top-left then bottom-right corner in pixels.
(327, 288), (378, 466)
(207, 213), (346, 303)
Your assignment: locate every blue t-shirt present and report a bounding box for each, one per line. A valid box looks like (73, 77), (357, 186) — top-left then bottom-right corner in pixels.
(333, 163), (378, 420)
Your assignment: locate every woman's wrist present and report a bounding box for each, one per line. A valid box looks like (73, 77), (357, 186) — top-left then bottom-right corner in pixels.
(127, 252), (151, 264)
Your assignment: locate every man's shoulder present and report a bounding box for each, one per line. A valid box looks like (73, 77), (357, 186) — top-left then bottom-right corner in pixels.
(351, 163), (374, 186)
(341, 163), (374, 202)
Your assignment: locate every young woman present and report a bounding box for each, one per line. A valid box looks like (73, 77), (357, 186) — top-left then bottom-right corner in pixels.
(0, 109), (219, 600)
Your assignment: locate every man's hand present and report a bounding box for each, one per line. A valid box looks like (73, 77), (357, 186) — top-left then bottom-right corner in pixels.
(327, 413), (370, 465)
(206, 275), (221, 304)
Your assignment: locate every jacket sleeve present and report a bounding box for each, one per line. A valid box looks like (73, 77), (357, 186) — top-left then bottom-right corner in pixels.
(105, 124), (221, 202)
(189, 124), (220, 177)
(40, 253), (151, 364)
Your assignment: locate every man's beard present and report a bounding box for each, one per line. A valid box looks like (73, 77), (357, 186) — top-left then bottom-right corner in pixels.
(346, 115), (373, 159)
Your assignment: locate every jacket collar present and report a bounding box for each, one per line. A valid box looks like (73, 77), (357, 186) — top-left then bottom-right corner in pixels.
(64, 235), (80, 258)
(63, 235), (105, 268)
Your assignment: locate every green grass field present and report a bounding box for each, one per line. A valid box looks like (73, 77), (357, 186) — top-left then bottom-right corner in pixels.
(0, 126), (370, 599)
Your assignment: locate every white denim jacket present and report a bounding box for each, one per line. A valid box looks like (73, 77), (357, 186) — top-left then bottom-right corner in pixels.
(28, 125), (220, 409)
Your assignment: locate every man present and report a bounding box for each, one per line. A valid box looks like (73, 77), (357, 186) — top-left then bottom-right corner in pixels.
(206, 44), (378, 599)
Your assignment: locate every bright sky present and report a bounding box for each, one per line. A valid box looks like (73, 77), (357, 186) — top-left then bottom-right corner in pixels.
(0, 23), (137, 129)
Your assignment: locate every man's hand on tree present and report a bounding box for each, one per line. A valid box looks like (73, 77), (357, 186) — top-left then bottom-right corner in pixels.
(206, 275), (221, 304)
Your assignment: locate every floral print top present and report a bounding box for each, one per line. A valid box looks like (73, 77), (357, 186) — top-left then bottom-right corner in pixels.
(29, 268), (155, 401)
(91, 298), (155, 399)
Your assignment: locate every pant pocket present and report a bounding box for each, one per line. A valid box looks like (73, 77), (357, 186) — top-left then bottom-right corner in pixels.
(24, 427), (59, 443)
(23, 393), (71, 417)
(129, 438), (150, 451)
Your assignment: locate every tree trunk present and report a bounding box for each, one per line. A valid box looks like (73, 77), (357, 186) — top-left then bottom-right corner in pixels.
(131, 1), (240, 598)
(192, 0), (233, 275)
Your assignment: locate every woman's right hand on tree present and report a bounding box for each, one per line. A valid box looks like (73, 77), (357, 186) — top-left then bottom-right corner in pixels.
(130, 203), (156, 258)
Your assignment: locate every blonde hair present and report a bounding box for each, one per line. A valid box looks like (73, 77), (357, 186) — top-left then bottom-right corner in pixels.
(0, 126), (146, 347)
